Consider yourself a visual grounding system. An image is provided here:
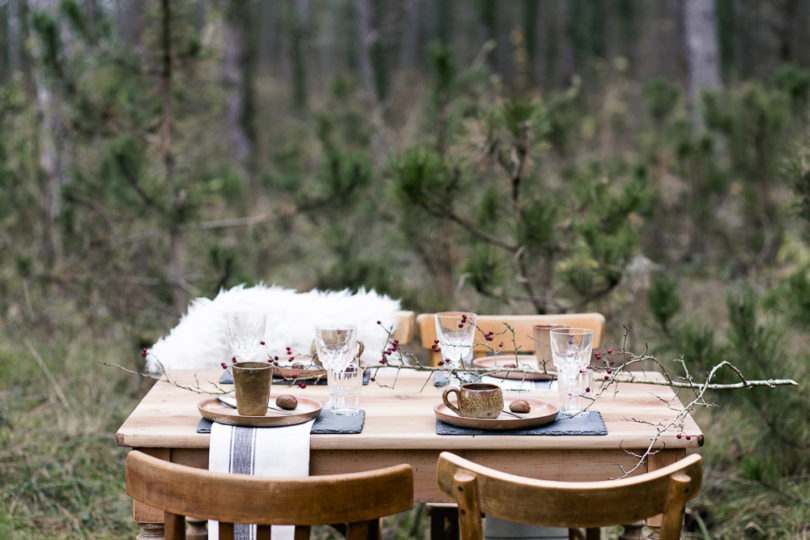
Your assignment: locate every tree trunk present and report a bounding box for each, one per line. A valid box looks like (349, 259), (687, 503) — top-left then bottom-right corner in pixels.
(684, 0), (722, 131)
(355, 0), (375, 100)
(159, 0), (187, 314)
(399, 0), (421, 68)
(284, 1), (308, 111)
(223, 0), (255, 168)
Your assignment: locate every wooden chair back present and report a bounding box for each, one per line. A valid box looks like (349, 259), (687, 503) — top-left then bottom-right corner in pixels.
(126, 450), (414, 540)
(436, 452), (702, 540)
(416, 313), (606, 366)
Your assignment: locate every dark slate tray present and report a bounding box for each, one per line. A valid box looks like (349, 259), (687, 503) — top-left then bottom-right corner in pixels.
(197, 409), (365, 435)
(436, 410), (607, 436)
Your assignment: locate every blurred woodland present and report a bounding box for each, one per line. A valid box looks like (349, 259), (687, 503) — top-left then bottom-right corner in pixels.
(1, 0), (810, 538)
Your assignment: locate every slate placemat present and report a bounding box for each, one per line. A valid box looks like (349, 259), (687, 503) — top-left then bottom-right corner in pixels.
(436, 410), (607, 436)
(219, 367), (371, 386)
(197, 409), (365, 434)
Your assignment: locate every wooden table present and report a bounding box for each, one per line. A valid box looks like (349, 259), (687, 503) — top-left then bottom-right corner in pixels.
(116, 369), (703, 539)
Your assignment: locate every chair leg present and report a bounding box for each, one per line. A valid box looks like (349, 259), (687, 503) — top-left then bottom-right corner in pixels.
(428, 506), (459, 540)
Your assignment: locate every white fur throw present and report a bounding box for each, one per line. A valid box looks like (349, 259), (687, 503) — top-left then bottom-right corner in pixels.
(146, 284), (401, 373)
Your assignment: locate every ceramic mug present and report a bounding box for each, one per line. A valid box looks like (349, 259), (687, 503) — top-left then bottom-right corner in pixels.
(442, 383), (504, 419)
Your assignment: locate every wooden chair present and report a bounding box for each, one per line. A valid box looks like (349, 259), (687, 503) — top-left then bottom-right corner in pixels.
(125, 450), (414, 540)
(436, 451), (703, 540)
(416, 313), (606, 367)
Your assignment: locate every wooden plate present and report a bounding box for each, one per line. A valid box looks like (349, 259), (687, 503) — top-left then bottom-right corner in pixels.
(433, 398), (559, 430)
(274, 357), (327, 380)
(472, 356), (556, 381)
(198, 396), (323, 427)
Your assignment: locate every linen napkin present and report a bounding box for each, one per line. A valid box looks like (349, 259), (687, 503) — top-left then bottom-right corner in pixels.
(208, 420), (314, 540)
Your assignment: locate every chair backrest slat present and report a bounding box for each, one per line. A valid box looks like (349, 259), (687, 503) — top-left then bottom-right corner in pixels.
(416, 313), (606, 366)
(436, 452), (701, 536)
(126, 451), (413, 537)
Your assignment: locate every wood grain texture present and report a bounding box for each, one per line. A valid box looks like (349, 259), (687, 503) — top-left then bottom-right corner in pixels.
(126, 450), (413, 535)
(118, 368), (701, 452)
(416, 313), (606, 366)
(436, 452), (702, 535)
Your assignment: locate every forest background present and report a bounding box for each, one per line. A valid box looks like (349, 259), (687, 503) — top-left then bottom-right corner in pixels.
(1, 0), (810, 538)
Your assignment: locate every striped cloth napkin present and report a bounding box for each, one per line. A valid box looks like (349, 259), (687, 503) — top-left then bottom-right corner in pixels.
(208, 420), (315, 540)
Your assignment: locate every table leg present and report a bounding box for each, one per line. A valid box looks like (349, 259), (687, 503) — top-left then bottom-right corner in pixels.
(135, 522), (164, 539)
(618, 521), (645, 539)
(186, 517), (208, 539)
(427, 504), (459, 540)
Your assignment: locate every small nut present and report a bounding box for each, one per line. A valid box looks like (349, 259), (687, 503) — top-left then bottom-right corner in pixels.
(509, 400), (531, 413)
(276, 395), (298, 410)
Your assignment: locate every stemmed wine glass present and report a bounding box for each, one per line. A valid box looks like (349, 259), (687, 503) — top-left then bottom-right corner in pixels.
(315, 325), (362, 415)
(435, 312), (477, 369)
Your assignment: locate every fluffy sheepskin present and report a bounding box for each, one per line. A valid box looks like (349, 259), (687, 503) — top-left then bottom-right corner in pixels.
(146, 284), (401, 373)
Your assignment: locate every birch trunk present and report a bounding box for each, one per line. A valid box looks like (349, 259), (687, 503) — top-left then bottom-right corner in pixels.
(684, 0), (722, 131)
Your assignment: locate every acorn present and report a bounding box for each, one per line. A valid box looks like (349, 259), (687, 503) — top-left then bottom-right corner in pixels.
(276, 395), (298, 410)
(509, 400), (531, 413)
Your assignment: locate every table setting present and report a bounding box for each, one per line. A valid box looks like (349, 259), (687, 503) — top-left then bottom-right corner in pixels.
(117, 303), (705, 539)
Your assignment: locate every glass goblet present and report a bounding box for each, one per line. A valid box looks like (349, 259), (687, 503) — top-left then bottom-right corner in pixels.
(435, 312), (477, 369)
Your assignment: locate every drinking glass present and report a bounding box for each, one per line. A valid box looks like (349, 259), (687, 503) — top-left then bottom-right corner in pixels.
(435, 312), (477, 368)
(314, 325), (358, 372)
(549, 328), (594, 416)
(315, 325), (362, 415)
(533, 323), (564, 374)
(326, 364), (363, 416)
(225, 311), (268, 363)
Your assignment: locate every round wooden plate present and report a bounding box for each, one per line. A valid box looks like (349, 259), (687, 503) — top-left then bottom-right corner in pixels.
(472, 356), (556, 381)
(434, 398), (559, 430)
(274, 356), (327, 380)
(198, 396), (323, 427)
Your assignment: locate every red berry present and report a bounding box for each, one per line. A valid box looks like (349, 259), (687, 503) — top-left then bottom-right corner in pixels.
(604, 375), (609, 380)
(585, 387), (591, 392)
(291, 374), (297, 379)
(457, 323), (464, 328)
(393, 339), (399, 345)
(298, 382), (307, 389)
(607, 369), (612, 374)
(260, 341), (265, 345)
(380, 359), (387, 365)
(376, 320), (381, 325)
(434, 339), (440, 344)
(607, 349), (613, 354)
(141, 348), (147, 357)
(498, 342), (503, 348)
(676, 433), (682, 439)
(288, 356), (294, 361)
(231, 357), (237, 363)
(686, 435), (691, 440)
(370, 377), (376, 382)
(437, 360), (445, 366)
(220, 362), (227, 369)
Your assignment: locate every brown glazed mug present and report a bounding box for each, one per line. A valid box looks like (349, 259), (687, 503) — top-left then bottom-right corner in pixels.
(442, 383), (504, 418)
(232, 361), (273, 416)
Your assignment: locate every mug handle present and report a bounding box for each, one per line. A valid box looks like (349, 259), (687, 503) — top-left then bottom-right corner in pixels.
(442, 387), (462, 416)
(356, 340), (365, 360)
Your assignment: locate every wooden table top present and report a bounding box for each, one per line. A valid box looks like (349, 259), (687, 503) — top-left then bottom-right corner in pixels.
(116, 368), (703, 452)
